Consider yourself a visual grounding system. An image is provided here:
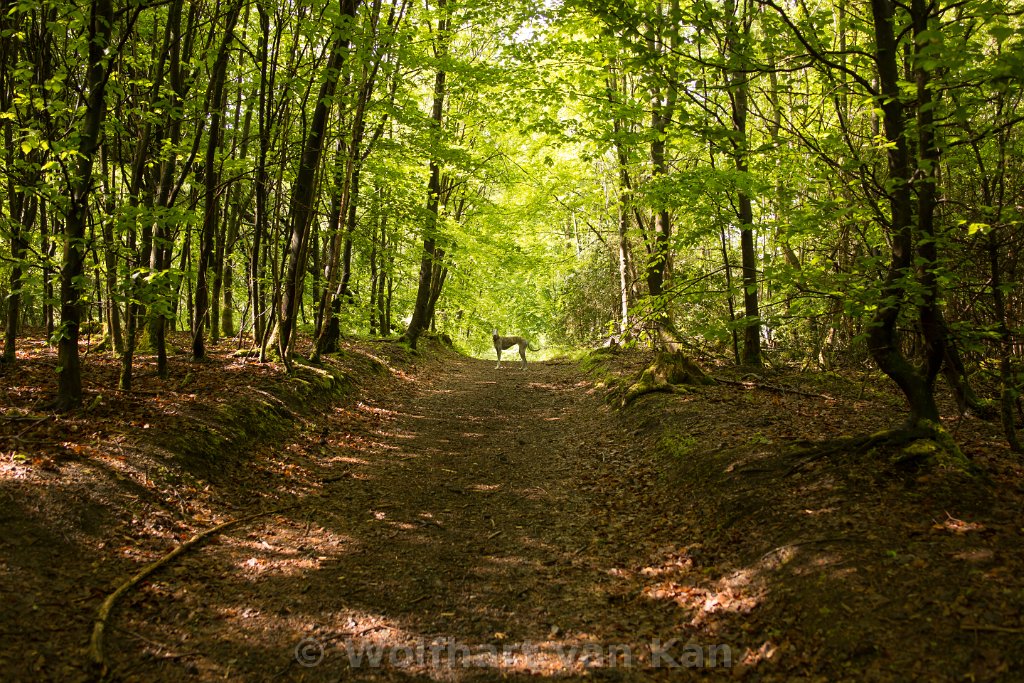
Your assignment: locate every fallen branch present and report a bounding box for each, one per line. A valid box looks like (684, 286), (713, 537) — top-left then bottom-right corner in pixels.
(757, 536), (868, 562)
(89, 505), (298, 679)
(960, 623), (1024, 634)
(711, 376), (832, 400)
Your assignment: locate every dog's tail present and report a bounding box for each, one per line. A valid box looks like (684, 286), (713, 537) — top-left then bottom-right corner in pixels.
(528, 340), (540, 352)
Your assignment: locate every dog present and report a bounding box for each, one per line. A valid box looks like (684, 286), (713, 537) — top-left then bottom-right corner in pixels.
(492, 329), (539, 369)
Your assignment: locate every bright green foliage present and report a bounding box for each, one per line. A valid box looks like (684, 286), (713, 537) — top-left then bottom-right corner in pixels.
(0, 0), (1022, 427)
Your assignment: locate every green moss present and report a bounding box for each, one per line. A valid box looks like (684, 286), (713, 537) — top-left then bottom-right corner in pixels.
(892, 421), (970, 472)
(660, 433), (699, 460)
(579, 350), (618, 383)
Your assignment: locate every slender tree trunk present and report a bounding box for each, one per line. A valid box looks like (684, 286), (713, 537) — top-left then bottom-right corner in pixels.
(368, 192), (382, 336)
(2, 7), (44, 363)
(221, 180), (246, 340)
(2, 52), (25, 363)
(642, 2), (680, 348)
(3, 194), (29, 364)
(315, 143), (367, 358)
(278, 0), (361, 364)
(54, 0), (115, 410)
(989, 228), (1021, 451)
(725, 0), (761, 367)
(41, 205), (54, 340)
(424, 251), (447, 327)
(385, 268), (393, 335)
(311, 142), (352, 358)
(99, 207), (124, 355)
(646, 121), (670, 304)
(617, 205), (631, 338)
(608, 66), (634, 340)
(911, 0), (946, 387)
(144, 0), (188, 379)
(405, 120), (444, 348)
(377, 212), (390, 335)
(405, 1), (449, 349)
(119, 10), (176, 389)
(719, 224), (740, 365)
(210, 194), (226, 342)
(866, 0), (941, 426)
(250, 2), (276, 349)
(193, 0), (242, 360)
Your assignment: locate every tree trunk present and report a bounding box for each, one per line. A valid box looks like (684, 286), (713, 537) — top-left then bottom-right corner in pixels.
(608, 65), (634, 340)
(3, 193), (29, 364)
(725, 0), (761, 367)
(865, 0), (942, 426)
(377, 212), (391, 334)
(719, 223), (741, 365)
(41, 205), (54, 340)
(311, 146), (351, 358)
(369, 210), (379, 335)
(278, 0), (361, 364)
(989, 228), (1021, 451)
(250, 4), (269, 347)
(144, 0), (188, 379)
(424, 251), (448, 327)
(54, 0), (114, 410)
(642, 2), (680, 348)
(193, 0), (242, 360)
(405, 2), (449, 350)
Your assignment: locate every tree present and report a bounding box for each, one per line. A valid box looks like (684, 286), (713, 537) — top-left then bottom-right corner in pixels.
(862, 0), (947, 427)
(54, 0), (117, 410)
(723, 0), (761, 367)
(404, 0), (450, 350)
(193, 0), (245, 361)
(278, 0), (363, 365)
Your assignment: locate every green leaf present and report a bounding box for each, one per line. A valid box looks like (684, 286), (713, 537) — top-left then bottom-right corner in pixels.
(989, 25), (1014, 44)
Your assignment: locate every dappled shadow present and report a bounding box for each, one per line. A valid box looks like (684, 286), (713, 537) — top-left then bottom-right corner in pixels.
(101, 357), (736, 680)
(7, 339), (1021, 681)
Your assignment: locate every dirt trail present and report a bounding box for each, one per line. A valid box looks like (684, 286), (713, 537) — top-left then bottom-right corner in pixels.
(9, 344), (1021, 681)
(106, 355), (706, 680)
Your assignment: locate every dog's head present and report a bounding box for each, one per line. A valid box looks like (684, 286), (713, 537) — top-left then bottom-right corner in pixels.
(492, 329), (499, 339)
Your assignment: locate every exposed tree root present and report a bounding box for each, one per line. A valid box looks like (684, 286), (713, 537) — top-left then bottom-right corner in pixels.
(785, 421), (969, 476)
(88, 505), (298, 680)
(622, 351), (715, 406)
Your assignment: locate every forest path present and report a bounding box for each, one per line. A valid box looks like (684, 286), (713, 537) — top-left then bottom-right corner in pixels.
(110, 354), (701, 680)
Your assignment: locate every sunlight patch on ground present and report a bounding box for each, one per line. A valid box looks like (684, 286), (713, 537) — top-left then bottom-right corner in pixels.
(480, 553), (534, 568)
(228, 533), (356, 578)
(1, 460), (32, 479)
(330, 455), (370, 465)
(801, 506), (838, 516)
(936, 515), (985, 534)
(349, 402), (400, 418)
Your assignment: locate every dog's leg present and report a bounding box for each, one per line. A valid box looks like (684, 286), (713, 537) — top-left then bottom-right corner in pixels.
(519, 342), (528, 369)
(495, 346), (502, 369)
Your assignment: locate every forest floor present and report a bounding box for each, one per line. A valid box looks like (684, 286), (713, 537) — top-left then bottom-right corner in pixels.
(1, 334), (1023, 682)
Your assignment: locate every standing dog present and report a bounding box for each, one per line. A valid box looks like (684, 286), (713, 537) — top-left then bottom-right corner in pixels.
(492, 329), (539, 369)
